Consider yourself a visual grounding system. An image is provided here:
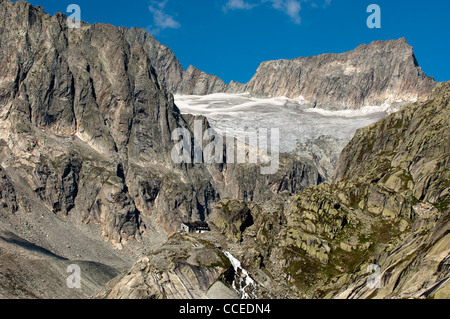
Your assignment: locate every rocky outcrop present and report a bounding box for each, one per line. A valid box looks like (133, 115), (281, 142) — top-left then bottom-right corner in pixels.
(176, 65), (228, 95)
(209, 199), (253, 243)
(333, 81), (450, 205)
(123, 27), (185, 94)
(238, 39), (436, 109)
(296, 136), (349, 182)
(95, 234), (232, 299)
(124, 28), (228, 96)
(32, 153), (81, 216)
(334, 204), (449, 299)
(0, 0), (164, 243)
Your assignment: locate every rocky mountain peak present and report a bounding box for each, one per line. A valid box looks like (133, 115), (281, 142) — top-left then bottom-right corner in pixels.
(122, 25), (436, 110)
(241, 38), (436, 109)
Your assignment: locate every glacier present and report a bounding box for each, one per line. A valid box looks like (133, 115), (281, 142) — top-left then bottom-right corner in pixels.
(174, 93), (398, 180)
(174, 93), (392, 154)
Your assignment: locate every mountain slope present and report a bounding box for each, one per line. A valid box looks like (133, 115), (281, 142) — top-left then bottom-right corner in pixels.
(123, 27), (228, 96)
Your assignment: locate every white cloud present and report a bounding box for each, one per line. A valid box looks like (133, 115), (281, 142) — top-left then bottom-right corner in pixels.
(269, 0), (302, 24)
(224, 0), (331, 25)
(148, 0), (180, 35)
(307, 0), (331, 9)
(224, 0), (257, 10)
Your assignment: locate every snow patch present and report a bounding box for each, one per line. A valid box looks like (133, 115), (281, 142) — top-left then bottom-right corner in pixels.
(304, 103), (392, 117)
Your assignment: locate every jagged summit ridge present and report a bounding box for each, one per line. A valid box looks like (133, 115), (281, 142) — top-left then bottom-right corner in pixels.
(239, 38), (436, 109)
(123, 24), (437, 110)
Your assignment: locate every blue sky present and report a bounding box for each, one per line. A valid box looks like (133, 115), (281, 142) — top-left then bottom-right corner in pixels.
(15, 0), (450, 84)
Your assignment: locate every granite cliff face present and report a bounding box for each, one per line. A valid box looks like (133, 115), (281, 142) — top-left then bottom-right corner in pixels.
(95, 234), (235, 299)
